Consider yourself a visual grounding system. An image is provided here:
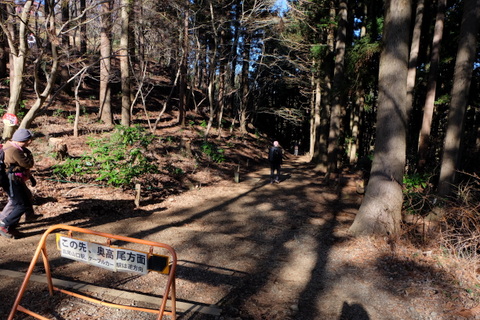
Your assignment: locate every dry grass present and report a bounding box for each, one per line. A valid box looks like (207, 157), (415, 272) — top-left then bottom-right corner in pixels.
(398, 175), (480, 308)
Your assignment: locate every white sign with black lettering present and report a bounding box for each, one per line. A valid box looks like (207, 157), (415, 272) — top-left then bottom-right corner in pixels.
(88, 242), (117, 271)
(58, 236), (89, 263)
(57, 235), (148, 275)
(115, 248), (148, 274)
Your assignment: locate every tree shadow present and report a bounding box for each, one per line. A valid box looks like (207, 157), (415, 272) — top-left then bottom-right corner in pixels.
(339, 302), (370, 320)
(14, 197), (159, 239)
(0, 159), (466, 320)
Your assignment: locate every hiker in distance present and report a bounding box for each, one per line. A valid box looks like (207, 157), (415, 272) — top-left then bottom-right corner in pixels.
(0, 129), (40, 239)
(268, 141), (283, 184)
(27, 33), (36, 49)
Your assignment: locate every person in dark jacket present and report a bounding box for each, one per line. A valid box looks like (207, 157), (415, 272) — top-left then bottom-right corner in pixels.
(0, 129), (39, 239)
(268, 141), (283, 184)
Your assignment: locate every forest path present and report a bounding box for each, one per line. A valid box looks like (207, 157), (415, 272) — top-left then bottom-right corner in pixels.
(0, 155), (452, 319)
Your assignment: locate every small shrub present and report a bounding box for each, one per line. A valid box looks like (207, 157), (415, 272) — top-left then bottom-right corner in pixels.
(52, 157), (92, 182)
(53, 125), (158, 188)
(166, 165), (184, 176)
(402, 173), (432, 216)
(17, 100), (28, 119)
(201, 142), (225, 163)
(161, 136), (175, 143)
(53, 109), (64, 117)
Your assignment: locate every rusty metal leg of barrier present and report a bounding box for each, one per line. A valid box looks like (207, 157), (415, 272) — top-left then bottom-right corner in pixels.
(41, 246), (54, 295)
(171, 278), (177, 320)
(157, 295), (167, 319)
(157, 272), (176, 319)
(16, 305), (51, 320)
(8, 229), (52, 320)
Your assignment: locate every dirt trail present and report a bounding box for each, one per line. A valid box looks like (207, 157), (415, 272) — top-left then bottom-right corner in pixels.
(0, 156), (460, 319)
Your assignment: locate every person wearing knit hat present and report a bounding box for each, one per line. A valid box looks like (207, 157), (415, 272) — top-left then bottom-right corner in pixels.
(0, 128), (39, 239)
(12, 129), (33, 142)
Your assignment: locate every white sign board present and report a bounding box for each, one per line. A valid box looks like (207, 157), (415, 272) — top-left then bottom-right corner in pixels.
(57, 236), (89, 263)
(57, 235), (148, 275)
(88, 242), (117, 271)
(115, 248), (148, 274)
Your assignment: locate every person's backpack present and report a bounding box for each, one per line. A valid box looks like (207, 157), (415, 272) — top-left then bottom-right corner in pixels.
(0, 145), (10, 191)
(269, 147), (282, 162)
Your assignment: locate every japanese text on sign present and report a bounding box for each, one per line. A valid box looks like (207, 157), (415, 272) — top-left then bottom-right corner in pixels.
(115, 248), (147, 274)
(57, 235), (148, 275)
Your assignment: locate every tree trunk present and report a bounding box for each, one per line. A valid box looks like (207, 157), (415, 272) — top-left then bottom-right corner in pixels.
(348, 95), (361, 164)
(80, 0), (87, 54)
(417, 0), (446, 169)
(20, 0), (60, 129)
(204, 3), (218, 140)
(61, 0), (69, 46)
(326, 0), (347, 181)
(99, 0), (113, 126)
(349, 0), (412, 236)
(2, 0), (33, 139)
(0, 16), (7, 79)
(313, 71), (331, 172)
(405, 0), (424, 117)
(312, 1), (335, 171)
(137, 0), (145, 70)
(438, 0), (480, 196)
(20, 46), (60, 128)
(217, 54), (226, 134)
(205, 79), (216, 139)
(178, 0), (189, 127)
(348, 3), (368, 166)
(239, 37), (250, 134)
(227, 3), (240, 120)
(120, 0), (131, 127)
(309, 75), (321, 162)
(74, 71), (87, 137)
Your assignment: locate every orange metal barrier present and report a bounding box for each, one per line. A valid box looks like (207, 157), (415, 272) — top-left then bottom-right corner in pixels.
(8, 224), (177, 320)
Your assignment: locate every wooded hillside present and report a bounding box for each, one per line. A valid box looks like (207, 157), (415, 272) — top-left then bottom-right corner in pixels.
(0, 0), (479, 236)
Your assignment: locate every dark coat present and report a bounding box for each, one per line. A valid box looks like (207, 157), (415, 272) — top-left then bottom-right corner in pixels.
(268, 146), (282, 164)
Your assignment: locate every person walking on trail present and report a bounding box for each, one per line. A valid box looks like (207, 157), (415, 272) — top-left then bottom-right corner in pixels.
(27, 33), (36, 49)
(0, 129), (40, 239)
(268, 141), (283, 184)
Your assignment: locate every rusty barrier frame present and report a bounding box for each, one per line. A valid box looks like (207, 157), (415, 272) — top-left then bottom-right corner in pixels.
(8, 224), (177, 320)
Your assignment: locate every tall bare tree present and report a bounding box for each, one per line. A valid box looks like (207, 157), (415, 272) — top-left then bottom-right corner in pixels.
(178, 0), (189, 127)
(326, 0), (348, 181)
(0, 0), (33, 138)
(19, 0), (61, 129)
(238, 35), (250, 134)
(99, 0), (113, 126)
(0, 7), (7, 79)
(438, 0), (480, 196)
(314, 0), (336, 171)
(349, 0), (412, 236)
(405, 0), (424, 122)
(307, 0), (335, 170)
(80, 0), (87, 54)
(120, 0), (132, 126)
(417, 0), (446, 169)
(309, 75), (322, 163)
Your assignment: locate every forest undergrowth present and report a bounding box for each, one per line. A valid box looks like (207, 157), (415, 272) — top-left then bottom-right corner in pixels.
(398, 174), (480, 316)
(0, 97), (479, 318)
